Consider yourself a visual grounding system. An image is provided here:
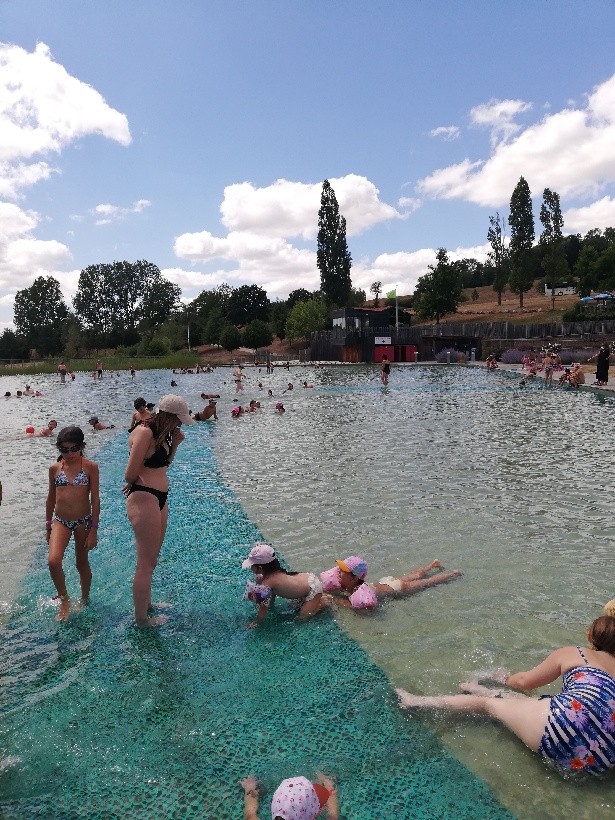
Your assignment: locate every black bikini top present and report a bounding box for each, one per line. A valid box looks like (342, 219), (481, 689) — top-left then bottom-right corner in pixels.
(143, 445), (170, 469)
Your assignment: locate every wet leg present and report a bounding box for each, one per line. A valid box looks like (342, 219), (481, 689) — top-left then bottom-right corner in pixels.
(127, 493), (168, 627)
(48, 523), (72, 620)
(74, 527), (92, 604)
(396, 688), (549, 752)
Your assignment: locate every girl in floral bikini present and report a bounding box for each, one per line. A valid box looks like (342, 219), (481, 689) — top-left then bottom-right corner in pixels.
(45, 426), (100, 621)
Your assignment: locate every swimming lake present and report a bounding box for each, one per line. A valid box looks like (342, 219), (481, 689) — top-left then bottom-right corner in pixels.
(0, 364), (613, 817)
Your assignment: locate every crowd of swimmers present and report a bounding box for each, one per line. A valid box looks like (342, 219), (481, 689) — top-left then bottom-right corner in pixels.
(16, 359), (615, 816)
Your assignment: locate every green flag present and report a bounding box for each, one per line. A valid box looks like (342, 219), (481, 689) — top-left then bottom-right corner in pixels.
(386, 288), (396, 299)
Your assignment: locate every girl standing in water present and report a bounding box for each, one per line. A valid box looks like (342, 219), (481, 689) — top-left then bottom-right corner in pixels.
(123, 395), (192, 627)
(46, 426), (100, 621)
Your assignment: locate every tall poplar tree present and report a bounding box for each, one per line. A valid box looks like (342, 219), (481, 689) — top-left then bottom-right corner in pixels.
(539, 188), (568, 311)
(487, 212), (509, 306)
(317, 180), (352, 307)
(508, 177), (535, 308)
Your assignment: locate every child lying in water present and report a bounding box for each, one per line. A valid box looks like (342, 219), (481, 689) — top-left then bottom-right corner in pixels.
(242, 543), (331, 627)
(320, 556), (461, 610)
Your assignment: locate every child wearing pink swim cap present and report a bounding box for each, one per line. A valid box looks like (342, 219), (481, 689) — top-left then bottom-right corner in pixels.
(240, 772), (338, 819)
(320, 556), (462, 610)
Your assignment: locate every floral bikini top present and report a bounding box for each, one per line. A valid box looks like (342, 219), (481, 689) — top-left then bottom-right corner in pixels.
(55, 462), (89, 487)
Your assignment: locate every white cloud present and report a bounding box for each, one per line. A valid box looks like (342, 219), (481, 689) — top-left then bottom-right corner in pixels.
(429, 126), (460, 141)
(93, 198), (151, 225)
(0, 202), (71, 290)
(173, 174), (408, 300)
(350, 242), (492, 297)
(219, 174), (403, 239)
(0, 41), (131, 198)
(397, 196), (421, 213)
(418, 73), (615, 207)
(470, 99), (532, 145)
(563, 197), (615, 234)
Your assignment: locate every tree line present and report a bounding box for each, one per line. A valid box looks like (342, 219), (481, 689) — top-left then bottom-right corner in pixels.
(4, 177), (615, 360)
(1, 181), (362, 360)
(412, 176), (615, 324)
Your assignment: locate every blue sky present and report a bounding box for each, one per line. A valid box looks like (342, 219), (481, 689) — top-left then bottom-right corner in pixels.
(2, 0), (615, 328)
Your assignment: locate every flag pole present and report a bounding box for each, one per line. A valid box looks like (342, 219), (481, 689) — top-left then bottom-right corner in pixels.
(395, 286), (399, 329)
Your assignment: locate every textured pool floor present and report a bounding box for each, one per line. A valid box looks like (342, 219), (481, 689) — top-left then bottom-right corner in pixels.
(0, 428), (512, 819)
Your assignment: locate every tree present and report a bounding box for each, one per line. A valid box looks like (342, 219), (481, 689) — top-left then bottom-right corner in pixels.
(413, 248), (463, 324)
(539, 188), (568, 311)
(348, 286), (366, 307)
(508, 177), (535, 308)
(574, 245), (600, 295)
(203, 308), (227, 345)
(139, 278), (182, 328)
(595, 246), (615, 291)
(227, 285), (270, 326)
(370, 281), (382, 307)
(270, 300), (290, 340)
(242, 319), (273, 350)
(13, 276), (69, 356)
(73, 260), (171, 345)
(317, 180), (352, 307)
(287, 289), (313, 309)
(219, 324), (241, 352)
(285, 298), (328, 344)
(487, 212), (509, 305)
(0, 328), (29, 360)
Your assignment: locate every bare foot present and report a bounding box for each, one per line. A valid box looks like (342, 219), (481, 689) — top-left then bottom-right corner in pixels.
(429, 559), (443, 570)
(459, 679), (495, 696)
(135, 614), (169, 628)
(56, 597), (70, 622)
(149, 601), (173, 610)
(396, 687), (423, 709)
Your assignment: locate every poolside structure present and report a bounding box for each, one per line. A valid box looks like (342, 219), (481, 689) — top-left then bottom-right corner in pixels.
(312, 307), (419, 363)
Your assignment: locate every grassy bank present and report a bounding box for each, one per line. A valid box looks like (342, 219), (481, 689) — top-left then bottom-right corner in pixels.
(0, 352), (206, 377)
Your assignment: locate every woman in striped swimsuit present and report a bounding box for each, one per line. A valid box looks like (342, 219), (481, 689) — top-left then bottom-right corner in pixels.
(397, 616), (615, 777)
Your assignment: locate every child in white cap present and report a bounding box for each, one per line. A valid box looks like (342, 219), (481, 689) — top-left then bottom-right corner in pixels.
(240, 773), (337, 819)
(320, 556), (461, 610)
(241, 543), (331, 627)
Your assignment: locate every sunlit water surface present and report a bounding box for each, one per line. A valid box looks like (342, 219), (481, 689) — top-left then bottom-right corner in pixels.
(213, 364), (615, 819)
(0, 365), (614, 817)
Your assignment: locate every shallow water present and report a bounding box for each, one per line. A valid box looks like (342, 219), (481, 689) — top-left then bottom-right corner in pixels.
(213, 364), (615, 818)
(0, 366), (510, 818)
(1, 364), (614, 817)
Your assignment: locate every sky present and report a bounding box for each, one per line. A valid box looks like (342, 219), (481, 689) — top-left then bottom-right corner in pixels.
(2, 0), (615, 329)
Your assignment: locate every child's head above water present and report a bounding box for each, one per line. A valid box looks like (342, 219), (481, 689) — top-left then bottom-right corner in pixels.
(241, 542), (276, 569)
(336, 556), (368, 592)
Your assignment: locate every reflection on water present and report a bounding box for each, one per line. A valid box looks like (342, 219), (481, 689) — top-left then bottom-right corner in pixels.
(214, 364), (615, 819)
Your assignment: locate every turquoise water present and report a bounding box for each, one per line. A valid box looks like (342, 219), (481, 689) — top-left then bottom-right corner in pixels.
(0, 397), (510, 818)
(3, 364), (615, 818)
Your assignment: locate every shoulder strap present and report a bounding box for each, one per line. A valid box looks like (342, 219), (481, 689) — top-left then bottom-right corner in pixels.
(577, 645), (590, 665)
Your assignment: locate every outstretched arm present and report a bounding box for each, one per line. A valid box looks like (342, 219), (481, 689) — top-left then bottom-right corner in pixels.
(506, 648), (568, 691)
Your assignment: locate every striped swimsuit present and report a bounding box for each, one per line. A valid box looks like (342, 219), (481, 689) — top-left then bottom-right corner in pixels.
(538, 646), (615, 776)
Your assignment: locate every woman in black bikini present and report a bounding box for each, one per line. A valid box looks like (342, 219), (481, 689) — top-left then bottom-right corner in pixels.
(123, 394), (193, 627)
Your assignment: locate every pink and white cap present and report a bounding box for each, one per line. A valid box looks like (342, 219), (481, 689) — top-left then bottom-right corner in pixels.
(241, 542), (276, 569)
(270, 777), (321, 820)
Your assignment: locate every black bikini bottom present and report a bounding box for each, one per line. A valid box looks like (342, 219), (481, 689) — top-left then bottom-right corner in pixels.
(128, 484), (168, 510)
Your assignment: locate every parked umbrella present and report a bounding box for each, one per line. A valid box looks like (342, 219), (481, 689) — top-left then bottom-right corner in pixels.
(594, 293), (614, 299)
(579, 296), (594, 302)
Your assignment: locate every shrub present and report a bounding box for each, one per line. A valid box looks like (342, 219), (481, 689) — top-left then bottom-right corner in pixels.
(500, 348), (524, 364)
(435, 348), (466, 363)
